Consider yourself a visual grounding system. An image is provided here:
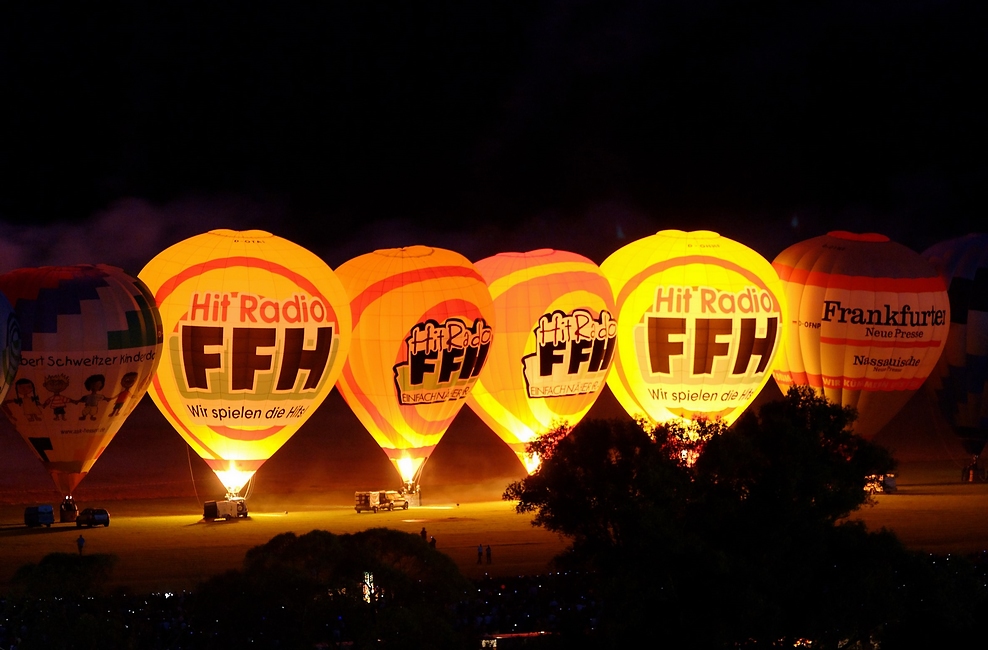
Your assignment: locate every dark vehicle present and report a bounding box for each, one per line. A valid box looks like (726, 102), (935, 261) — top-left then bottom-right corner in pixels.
(355, 490), (410, 513)
(24, 504), (55, 528)
(76, 507), (110, 527)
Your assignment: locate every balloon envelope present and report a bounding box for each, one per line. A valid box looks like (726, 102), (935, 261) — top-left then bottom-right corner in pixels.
(601, 230), (786, 426)
(922, 233), (988, 456)
(139, 230), (351, 496)
(772, 231), (949, 438)
(466, 249), (616, 473)
(0, 291), (20, 404)
(334, 245), (495, 487)
(0, 265), (162, 496)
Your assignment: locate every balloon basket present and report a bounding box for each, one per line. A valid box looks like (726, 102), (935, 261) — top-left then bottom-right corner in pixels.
(59, 497), (79, 523)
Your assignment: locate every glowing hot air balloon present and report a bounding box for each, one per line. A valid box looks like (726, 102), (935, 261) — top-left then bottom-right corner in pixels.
(772, 231), (949, 438)
(601, 230), (786, 427)
(0, 291), (20, 403)
(139, 230), (351, 498)
(922, 233), (988, 462)
(466, 249), (616, 473)
(0, 265), (162, 511)
(335, 246), (495, 492)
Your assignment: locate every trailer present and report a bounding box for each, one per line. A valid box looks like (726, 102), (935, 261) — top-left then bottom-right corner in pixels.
(354, 491), (409, 513)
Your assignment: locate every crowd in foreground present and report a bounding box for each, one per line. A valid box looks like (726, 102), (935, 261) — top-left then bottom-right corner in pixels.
(0, 571), (600, 649)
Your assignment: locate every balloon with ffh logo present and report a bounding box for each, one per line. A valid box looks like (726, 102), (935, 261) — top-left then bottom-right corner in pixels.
(334, 246), (495, 491)
(466, 249), (616, 473)
(139, 230), (351, 497)
(601, 230), (786, 426)
(773, 231), (949, 438)
(0, 265), (162, 497)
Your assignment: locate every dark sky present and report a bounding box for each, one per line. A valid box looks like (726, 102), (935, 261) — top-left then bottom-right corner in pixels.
(1, 1), (984, 273)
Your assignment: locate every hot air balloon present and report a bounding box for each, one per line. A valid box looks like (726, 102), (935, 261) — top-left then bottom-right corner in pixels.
(0, 291), (20, 403)
(335, 246), (495, 493)
(601, 230), (786, 427)
(922, 233), (988, 468)
(772, 231), (949, 438)
(465, 249), (616, 473)
(0, 265), (162, 519)
(139, 230), (351, 501)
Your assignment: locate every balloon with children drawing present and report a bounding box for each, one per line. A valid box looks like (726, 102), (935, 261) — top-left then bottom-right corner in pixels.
(0, 265), (163, 497)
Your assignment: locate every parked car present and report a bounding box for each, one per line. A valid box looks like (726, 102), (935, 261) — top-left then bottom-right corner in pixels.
(76, 507), (110, 527)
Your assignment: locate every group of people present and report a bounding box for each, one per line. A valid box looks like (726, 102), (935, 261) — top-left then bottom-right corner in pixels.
(418, 527), (492, 563)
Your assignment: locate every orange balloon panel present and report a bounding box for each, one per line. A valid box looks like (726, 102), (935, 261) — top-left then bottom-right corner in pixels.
(139, 230), (351, 495)
(0, 265), (162, 496)
(334, 246), (495, 484)
(466, 249), (615, 472)
(601, 230), (786, 426)
(772, 231), (949, 438)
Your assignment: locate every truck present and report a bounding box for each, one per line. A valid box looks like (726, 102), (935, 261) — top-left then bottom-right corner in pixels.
(24, 504), (55, 528)
(354, 491), (409, 513)
(203, 497), (249, 520)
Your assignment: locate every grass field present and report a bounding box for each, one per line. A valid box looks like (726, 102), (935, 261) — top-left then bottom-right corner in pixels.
(4, 458), (988, 595)
(0, 499), (569, 593)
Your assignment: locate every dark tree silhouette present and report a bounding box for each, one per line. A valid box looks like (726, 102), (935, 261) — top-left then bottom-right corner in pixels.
(505, 386), (986, 648)
(191, 527), (470, 648)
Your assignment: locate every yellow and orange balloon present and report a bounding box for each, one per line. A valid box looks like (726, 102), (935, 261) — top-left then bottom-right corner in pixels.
(466, 249), (616, 473)
(139, 230), (351, 497)
(601, 230), (786, 426)
(772, 231), (949, 438)
(0, 265), (162, 497)
(334, 246), (495, 489)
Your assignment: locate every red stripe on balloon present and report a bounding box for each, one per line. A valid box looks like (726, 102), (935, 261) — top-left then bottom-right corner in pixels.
(203, 458), (266, 471)
(154, 256), (334, 312)
(615, 256), (782, 311)
(209, 424), (285, 441)
(337, 362), (403, 438)
(773, 264), (946, 292)
(774, 370), (928, 391)
(349, 266), (487, 326)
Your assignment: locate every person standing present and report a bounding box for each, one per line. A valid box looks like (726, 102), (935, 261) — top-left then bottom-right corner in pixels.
(477, 544), (483, 564)
(429, 536), (437, 549)
(76, 534), (85, 556)
(486, 545), (492, 564)
(420, 527), (427, 541)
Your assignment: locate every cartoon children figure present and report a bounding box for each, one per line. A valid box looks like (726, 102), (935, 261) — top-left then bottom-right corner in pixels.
(2, 378), (44, 422)
(109, 372), (138, 417)
(42, 374), (74, 421)
(78, 374), (108, 421)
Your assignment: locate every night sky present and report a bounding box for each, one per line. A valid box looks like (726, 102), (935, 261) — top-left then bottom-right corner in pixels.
(1, 1), (985, 274)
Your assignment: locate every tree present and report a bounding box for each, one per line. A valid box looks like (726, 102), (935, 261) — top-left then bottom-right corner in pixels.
(502, 386), (965, 647)
(191, 528), (471, 648)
